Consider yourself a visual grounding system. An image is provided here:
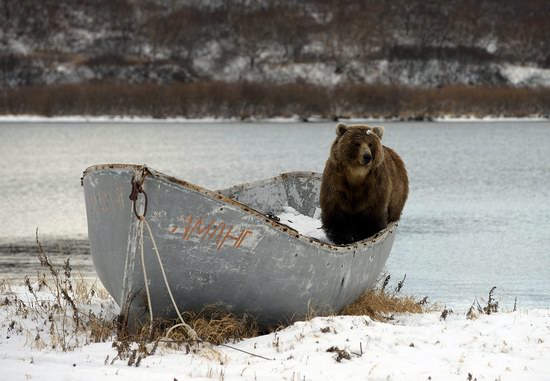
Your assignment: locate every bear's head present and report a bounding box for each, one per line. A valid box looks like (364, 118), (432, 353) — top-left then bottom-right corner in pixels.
(332, 123), (385, 169)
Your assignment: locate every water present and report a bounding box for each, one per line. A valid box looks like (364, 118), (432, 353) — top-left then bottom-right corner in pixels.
(1, 120), (549, 310)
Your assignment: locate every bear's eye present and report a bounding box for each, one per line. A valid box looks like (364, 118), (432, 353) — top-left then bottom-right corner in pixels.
(354, 142), (361, 147)
(368, 143), (373, 148)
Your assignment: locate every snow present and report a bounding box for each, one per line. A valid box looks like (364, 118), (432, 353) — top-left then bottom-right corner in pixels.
(204, 57), (550, 88)
(501, 64), (550, 87)
(485, 40), (498, 54)
(0, 115), (548, 124)
(7, 38), (31, 54)
(276, 206), (330, 243)
(433, 115), (550, 122)
(0, 115), (241, 124)
(1, 284), (549, 380)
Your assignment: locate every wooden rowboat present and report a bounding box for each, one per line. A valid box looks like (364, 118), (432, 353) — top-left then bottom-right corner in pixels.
(82, 164), (398, 327)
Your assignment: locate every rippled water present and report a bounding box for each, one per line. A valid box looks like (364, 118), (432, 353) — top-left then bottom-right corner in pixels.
(1, 120), (549, 310)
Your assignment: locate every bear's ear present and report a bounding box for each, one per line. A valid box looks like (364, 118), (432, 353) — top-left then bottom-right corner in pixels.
(336, 123), (349, 137)
(372, 126), (384, 139)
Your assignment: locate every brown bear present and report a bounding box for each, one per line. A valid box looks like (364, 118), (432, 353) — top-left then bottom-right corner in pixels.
(320, 123), (408, 244)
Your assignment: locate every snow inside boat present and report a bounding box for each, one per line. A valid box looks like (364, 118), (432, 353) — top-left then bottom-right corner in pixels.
(82, 164), (398, 327)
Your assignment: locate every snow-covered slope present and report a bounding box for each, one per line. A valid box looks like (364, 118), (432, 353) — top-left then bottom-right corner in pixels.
(1, 0), (549, 89)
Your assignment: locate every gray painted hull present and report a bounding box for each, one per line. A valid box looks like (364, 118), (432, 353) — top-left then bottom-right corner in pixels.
(82, 164), (398, 326)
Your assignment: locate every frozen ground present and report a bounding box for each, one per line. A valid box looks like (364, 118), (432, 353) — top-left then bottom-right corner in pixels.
(1, 284), (549, 381)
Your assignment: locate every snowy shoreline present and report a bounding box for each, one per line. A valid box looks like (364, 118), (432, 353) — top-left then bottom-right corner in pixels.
(2, 282), (549, 381)
(0, 114), (548, 124)
(2, 229), (549, 381)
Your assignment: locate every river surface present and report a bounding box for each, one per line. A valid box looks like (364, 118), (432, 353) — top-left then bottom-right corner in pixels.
(1, 120), (549, 310)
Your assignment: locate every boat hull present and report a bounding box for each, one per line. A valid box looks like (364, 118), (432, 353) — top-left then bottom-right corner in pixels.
(82, 164), (397, 326)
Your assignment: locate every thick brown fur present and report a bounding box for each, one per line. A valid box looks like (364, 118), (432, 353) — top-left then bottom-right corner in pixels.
(320, 123), (408, 245)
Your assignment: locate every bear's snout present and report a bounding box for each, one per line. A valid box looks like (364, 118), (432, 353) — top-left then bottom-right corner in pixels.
(362, 153), (372, 165)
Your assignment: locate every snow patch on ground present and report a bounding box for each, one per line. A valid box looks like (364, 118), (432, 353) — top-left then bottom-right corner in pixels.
(1, 284), (549, 381)
(0, 115), (241, 123)
(1, 115), (548, 124)
(264, 62), (344, 86)
(7, 38), (32, 54)
(501, 64), (550, 87)
(434, 115), (550, 122)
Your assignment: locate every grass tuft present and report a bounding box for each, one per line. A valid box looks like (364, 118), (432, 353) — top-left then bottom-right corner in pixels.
(0, 230), (119, 352)
(181, 307), (259, 345)
(468, 286), (500, 318)
(341, 273), (432, 321)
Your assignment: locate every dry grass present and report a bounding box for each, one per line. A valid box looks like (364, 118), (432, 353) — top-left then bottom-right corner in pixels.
(0, 231), (119, 352)
(181, 307), (259, 345)
(1, 82), (548, 119)
(342, 289), (424, 320)
(466, 286), (500, 321)
(342, 274), (434, 321)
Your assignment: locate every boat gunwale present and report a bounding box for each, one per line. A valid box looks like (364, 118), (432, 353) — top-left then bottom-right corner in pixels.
(83, 163), (397, 253)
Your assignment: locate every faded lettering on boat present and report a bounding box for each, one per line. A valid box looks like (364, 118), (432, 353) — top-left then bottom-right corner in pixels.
(169, 213), (254, 250)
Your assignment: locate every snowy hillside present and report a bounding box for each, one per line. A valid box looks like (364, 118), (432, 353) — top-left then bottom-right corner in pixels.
(1, 0), (549, 88)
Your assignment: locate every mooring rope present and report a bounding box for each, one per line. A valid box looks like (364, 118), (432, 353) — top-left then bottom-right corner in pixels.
(138, 214), (274, 360)
(136, 214), (199, 341)
(130, 166), (199, 341)
(139, 219), (153, 324)
(130, 167), (273, 361)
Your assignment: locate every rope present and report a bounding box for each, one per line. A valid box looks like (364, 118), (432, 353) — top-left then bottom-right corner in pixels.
(138, 216), (199, 342)
(155, 339), (274, 361)
(129, 169), (199, 342)
(139, 219), (154, 324)
(137, 213), (274, 361)
(130, 168), (272, 361)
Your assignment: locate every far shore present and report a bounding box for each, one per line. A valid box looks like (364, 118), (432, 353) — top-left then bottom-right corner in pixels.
(3, 83), (549, 122)
(1, 114), (549, 124)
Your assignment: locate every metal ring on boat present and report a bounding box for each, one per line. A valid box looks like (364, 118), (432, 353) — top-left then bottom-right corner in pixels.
(129, 166), (149, 220)
(131, 184), (148, 220)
